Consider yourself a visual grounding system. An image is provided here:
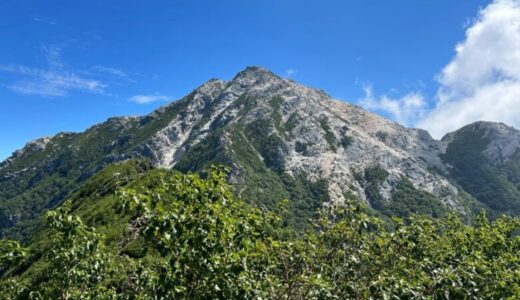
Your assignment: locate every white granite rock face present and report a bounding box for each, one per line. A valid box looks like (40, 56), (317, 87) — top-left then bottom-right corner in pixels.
(0, 137), (53, 172)
(475, 122), (520, 165)
(139, 67), (468, 211)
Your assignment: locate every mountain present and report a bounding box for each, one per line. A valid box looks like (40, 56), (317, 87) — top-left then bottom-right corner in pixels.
(440, 121), (520, 217)
(1, 66), (519, 239)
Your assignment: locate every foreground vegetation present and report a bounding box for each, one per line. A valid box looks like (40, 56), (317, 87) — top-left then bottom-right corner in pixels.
(0, 163), (519, 299)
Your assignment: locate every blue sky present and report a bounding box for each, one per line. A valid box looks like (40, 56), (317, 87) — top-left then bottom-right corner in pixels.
(1, 0), (514, 161)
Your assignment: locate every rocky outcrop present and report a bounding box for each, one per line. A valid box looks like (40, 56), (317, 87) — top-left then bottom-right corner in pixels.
(135, 67), (464, 211)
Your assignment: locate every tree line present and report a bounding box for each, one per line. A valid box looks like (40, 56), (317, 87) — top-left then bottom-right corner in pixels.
(0, 167), (519, 299)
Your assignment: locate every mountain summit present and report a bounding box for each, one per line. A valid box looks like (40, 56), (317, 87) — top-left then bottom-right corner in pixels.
(2, 67), (520, 238)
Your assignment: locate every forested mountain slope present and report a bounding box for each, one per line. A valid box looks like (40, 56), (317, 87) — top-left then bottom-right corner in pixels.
(1, 160), (518, 299)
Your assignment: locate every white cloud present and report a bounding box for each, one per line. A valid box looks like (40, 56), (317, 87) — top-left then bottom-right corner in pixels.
(42, 45), (64, 69)
(128, 94), (169, 104)
(418, 0), (520, 138)
(359, 85), (427, 126)
(285, 68), (297, 77)
(92, 65), (128, 77)
(0, 45), (107, 97)
(32, 17), (57, 25)
(0, 64), (106, 97)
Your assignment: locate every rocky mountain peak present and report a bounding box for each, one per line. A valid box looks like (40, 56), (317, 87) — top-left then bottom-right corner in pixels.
(442, 121), (520, 165)
(471, 121), (518, 137)
(442, 121), (517, 141)
(195, 78), (228, 95)
(4, 67), (520, 239)
(98, 67), (464, 210)
(229, 66), (286, 92)
(232, 66), (277, 81)
(12, 137), (52, 160)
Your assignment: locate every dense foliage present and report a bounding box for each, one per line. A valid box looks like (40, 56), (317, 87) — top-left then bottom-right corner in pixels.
(1, 164), (519, 299)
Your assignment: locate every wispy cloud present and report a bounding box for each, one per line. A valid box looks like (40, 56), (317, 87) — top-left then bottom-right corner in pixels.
(128, 94), (169, 104)
(42, 45), (64, 69)
(285, 68), (297, 77)
(359, 85), (427, 126)
(0, 45), (108, 97)
(32, 17), (57, 25)
(92, 65), (128, 77)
